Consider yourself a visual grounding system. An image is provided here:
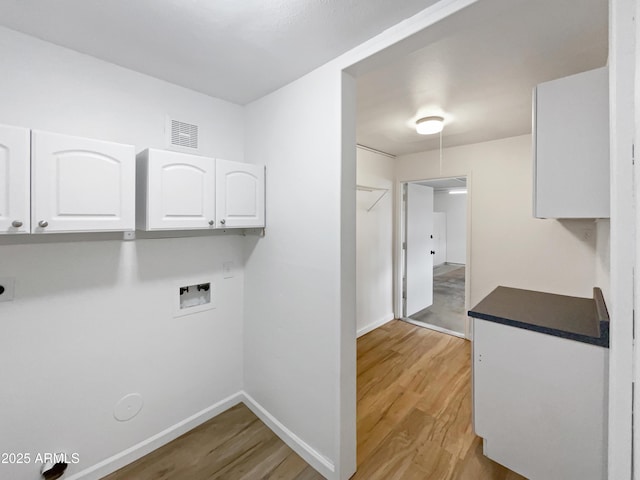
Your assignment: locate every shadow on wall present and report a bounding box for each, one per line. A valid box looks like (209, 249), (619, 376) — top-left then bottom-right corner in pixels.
(0, 237), (122, 299)
(557, 219), (598, 252)
(135, 234), (246, 282)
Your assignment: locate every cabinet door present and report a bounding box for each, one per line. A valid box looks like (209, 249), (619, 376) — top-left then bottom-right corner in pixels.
(31, 131), (135, 233)
(139, 149), (215, 230)
(0, 125), (30, 234)
(473, 319), (607, 480)
(534, 67), (609, 218)
(215, 159), (265, 228)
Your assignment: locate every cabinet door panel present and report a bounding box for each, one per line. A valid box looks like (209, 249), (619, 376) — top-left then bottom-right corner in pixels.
(56, 152), (122, 215)
(143, 149), (215, 230)
(32, 131), (135, 233)
(216, 159), (265, 228)
(0, 125), (30, 234)
(534, 67), (609, 218)
(473, 319), (607, 480)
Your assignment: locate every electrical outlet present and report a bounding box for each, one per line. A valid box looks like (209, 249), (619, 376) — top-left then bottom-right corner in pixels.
(0, 277), (16, 302)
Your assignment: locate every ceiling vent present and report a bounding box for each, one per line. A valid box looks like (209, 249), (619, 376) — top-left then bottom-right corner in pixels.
(166, 116), (199, 151)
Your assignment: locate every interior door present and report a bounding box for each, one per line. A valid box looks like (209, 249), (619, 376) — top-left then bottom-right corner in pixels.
(404, 183), (434, 316)
(433, 212), (447, 266)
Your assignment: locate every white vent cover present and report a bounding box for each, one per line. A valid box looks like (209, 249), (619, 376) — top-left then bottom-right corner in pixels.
(166, 117), (199, 151)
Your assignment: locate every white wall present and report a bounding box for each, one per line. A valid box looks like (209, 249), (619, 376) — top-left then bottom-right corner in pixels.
(0, 27), (246, 480)
(356, 147), (395, 336)
(434, 191), (467, 264)
(595, 219), (610, 304)
(242, 64), (357, 479)
(397, 135), (601, 307)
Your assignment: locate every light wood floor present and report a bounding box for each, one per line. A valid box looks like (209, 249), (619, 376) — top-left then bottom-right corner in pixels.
(103, 320), (526, 479)
(354, 320), (526, 480)
(102, 403), (323, 480)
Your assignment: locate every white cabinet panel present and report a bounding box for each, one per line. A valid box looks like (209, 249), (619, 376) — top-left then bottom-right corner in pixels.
(473, 319), (607, 480)
(136, 149), (215, 230)
(31, 131), (135, 233)
(533, 67), (609, 218)
(0, 125), (30, 234)
(215, 159), (265, 228)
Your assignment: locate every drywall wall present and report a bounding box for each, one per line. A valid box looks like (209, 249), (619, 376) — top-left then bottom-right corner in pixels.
(396, 135), (601, 307)
(0, 27), (246, 480)
(595, 219), (610, 309)
(243, 64), (354, 479)
(356, 147), (395, 336)
(434, 191), (467, 264)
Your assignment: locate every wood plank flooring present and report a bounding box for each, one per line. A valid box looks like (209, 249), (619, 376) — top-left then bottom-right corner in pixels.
(102, 404), (323, 480)
(103, 320), (526, 479)
(354, 320), (526, 480)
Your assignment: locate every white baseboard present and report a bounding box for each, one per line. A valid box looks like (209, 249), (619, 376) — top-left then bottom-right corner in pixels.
(66, 391), (334, 480)
(67, 392), (243, 480)
(241, 392), (335, 479)
(357, 313), (395, 338)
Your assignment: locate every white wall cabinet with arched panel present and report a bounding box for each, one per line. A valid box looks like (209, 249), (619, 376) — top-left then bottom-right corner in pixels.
(31, 131), (135, 233)
(1, 127), (135, 235)
(0, 124), (30, 234)
(215, 159), (265, 228)
(136, 149), (216, 231)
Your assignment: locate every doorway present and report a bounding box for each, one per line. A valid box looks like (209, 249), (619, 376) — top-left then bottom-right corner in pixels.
(401, 177), (468, 337)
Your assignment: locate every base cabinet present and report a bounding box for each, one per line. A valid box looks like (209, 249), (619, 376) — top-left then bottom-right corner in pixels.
(473, 319), (608, 480)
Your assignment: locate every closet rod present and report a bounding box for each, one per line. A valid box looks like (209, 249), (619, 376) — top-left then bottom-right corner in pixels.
(356, 184), (390, 212)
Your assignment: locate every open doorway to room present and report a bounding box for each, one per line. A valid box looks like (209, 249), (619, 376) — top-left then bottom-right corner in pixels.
(401, 177), (468, 337)
(349, 0), (609, 477)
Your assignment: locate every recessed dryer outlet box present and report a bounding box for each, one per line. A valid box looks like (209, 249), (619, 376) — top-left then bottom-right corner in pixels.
(175, 281), (215, 318)
(0, 277), (16, 302)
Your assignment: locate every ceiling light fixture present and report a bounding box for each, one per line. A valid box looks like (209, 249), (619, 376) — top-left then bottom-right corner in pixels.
(448, 189), (467, 195)
(415, 116), (444, 135)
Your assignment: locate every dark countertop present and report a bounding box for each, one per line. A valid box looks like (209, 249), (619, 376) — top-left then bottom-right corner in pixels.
(468, 286), (609, 347)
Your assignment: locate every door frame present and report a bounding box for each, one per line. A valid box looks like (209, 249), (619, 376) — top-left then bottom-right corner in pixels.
(395, 175), (471, 339)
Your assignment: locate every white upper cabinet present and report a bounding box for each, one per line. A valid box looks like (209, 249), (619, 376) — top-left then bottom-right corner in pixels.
(136, 149), (216, 231)
(215, 159), (265, 228)
(31, 131), (135, 233)
(533, 67), (609, 218)
(0, 125), (30, 234)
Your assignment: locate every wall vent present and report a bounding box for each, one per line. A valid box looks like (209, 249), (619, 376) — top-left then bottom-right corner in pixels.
(166, 117), (199, 151)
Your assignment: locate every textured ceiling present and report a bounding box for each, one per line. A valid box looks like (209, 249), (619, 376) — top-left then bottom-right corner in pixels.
(0, 0), (439, 105)
(355, 0), (608, 156)
(0, 0), (609, 155)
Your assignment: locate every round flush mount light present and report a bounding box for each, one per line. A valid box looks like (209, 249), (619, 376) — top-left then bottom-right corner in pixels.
(416, 116), (444, 135)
